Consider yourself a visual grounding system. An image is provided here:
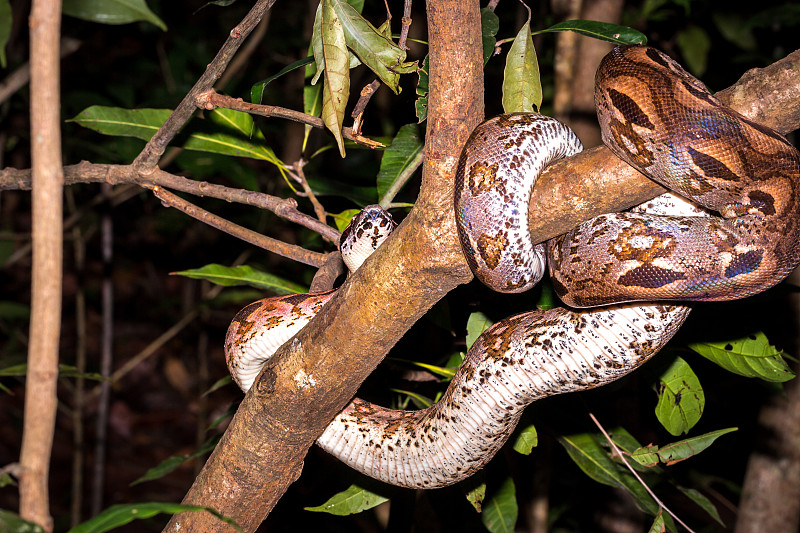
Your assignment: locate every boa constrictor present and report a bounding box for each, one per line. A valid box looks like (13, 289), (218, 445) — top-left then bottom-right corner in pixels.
(226, 46), (800, 489)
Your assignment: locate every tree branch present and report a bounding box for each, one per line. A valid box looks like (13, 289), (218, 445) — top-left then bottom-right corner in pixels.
(197, 90), (385, 149)
(133, 0), (278, 172)
(161, 0), (482, 530)
(152, 186), (329, 267)
(0, 162), (342, 243)
(526, 48), (800, 244)
(19, 0), (64, 530)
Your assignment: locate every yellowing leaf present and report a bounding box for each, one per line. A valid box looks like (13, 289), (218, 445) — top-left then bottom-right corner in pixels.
(320, 0), (350, 157)
(502, 23), (541, 113)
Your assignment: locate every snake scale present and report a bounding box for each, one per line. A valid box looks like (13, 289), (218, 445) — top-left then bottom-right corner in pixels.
(226, 46), (800, 489)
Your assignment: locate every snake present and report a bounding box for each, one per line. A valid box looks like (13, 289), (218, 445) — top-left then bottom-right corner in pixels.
(225, 46), (800, 489)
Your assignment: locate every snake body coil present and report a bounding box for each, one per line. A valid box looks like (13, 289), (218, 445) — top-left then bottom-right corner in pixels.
(226, 46), (800, 489)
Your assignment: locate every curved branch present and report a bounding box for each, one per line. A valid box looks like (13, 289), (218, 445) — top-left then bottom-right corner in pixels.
(153, 186), (329, 267)
(133, 0), (278, 172)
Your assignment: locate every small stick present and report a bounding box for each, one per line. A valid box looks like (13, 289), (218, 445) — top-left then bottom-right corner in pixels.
(292, 160), (327, 224)
(198, 90), (385, 149)
(589, 413), (697, 533)
(398, 0), (413, 50)
(152, 185), (329, 267)
(350, 79), (381, 135)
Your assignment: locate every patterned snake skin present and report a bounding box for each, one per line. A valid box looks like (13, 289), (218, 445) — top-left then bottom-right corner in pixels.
(228, 46), (800, 489)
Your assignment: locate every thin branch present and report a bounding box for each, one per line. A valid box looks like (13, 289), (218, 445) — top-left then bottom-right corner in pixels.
(350, 79), (381, 135)
(152, 185), (329, 267)
(378, 145), (424, 207)
(19, 0), (64, 529)
(197, 90), (386, 149)
(133, 0), (278, 172)
(398, 0), (413, 50)
(292, 160), (327, 224)
(215, 11), (272, 92)
(0, 162), (342, 243)
(590, 413), (697, 533)
(309, 251), (345, 293)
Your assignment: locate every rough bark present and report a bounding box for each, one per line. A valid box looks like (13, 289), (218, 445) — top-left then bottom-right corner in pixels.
(527, 48), (800, 244)
(18, 0), (63, 530)
(161, 1), (482, 531)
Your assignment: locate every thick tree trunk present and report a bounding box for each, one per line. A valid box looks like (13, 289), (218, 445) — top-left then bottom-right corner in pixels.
(162, 1), (482, 531)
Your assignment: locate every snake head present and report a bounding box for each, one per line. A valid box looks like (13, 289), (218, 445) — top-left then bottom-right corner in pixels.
(339, 205), (397, 273)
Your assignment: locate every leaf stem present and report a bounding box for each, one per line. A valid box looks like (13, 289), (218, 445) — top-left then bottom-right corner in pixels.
(589, 413), (697, 533)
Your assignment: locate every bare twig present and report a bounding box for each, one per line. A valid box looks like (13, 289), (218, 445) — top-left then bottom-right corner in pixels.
(0, 163), (342, 243)
(590, 413), (697, 533)
(19, 0), (64, 529)
(292, 160), (327, 223)
(197, 90), (386, 149)
(350, 79), (381, 135)
(398, 0), (413, 50)
(309, 251), (345, 293)
(215, 11), (272, 92)
(134, 0), (278, 172)
(152, 185), (329, 267)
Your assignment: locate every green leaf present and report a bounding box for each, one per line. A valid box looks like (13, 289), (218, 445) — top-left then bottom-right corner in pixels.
(377, 123), (423, 203)
(0, 473), (16, 488)
(676, 26), (710, 76)
(182, 108), (285, 168)
(560, 433), (659, 515)
(62, 0), (167, 31)
(406, 361), (456, 380)
(329, 0), (417, 93)
(319, 0), (350, 157)
(482, 477), (517, 533)
(331, 209), (362, 232)
(631, 428), (737, 467)
(0, 0), (11, 68)
(203, 375), (232, 396)
(251, 56), (315, 104)
(678, 486), (724, 525)
(503, 23), (541, 113)
(207, 403), (237, 431)
(415, 55), (429, 122)
(391, 388), (433, 409)
(512, 422), (538, 455)
(466, 312), (494, 350)
(535, 20), (647, 45)
(0, 509), (46, 533)
(306, 177), (377, 206)
(464, 482), (486, 512)
(655, 356), (704, 436)
(131, 436), (220, 485)
(481, 7), (500, 65)
(172, 264), (307, 294)
(66, 502), (242, 533)
(305, 484), (388, 515)
(303, 82), (324, 151)
(688, 331), (795, 382)
(648, 510), (666, 533)
(68, 106), (171, 141)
